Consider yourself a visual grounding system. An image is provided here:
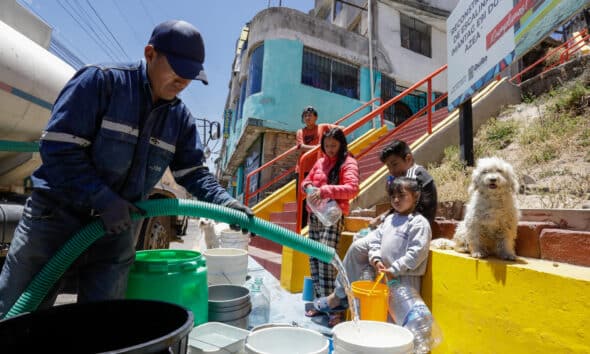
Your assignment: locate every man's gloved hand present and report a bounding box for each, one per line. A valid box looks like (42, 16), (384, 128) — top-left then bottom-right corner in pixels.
(225, 199), (254, 235)
(225, 199), (254, 217)
(99, 197), (146, 234)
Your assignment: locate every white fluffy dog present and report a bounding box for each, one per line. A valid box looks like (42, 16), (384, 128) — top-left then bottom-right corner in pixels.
(199, 218), (219, 249)
(431, 157), (520, 260)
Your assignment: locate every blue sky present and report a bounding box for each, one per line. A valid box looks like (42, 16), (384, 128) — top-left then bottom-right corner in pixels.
(17, 0), (314, 166)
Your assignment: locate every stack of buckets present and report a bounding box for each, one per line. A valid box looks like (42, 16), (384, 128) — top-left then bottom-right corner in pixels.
(208, 284), (251, 329)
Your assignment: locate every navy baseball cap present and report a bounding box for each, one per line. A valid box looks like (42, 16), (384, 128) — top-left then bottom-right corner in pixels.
(149, 20), (208, 84)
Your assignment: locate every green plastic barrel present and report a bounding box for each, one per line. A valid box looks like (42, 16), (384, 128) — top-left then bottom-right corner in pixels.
(126, 250), (208, 326)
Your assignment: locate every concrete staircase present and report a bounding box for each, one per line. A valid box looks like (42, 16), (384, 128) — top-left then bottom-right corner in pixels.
(357, 108), (449, 181)
(249, 108), (450, 279)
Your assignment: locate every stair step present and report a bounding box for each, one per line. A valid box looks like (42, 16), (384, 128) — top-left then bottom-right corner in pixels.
(344, 217), (372, 232)
(250, 236), (283, 253)
(540, 228), (590, 267)
(283, 202), (297, 212)
(516, 221), (557, 258)
(337, 231), (356, 260)
(248, 245), (281, 280)
(270, 210), (296, 223)
(275, 222), (297, 232)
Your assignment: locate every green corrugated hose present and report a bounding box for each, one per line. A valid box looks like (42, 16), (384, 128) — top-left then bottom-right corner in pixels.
(4, 198), (335, 319)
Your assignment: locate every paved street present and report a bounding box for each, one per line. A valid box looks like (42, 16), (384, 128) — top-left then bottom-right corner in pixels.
(55, 217), (333, 336)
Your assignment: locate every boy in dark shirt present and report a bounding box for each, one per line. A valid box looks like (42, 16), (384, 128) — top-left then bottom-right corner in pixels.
(369, 139), (438, 228)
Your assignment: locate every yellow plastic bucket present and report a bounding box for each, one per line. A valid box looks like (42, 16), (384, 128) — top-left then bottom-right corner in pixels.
(351, 280), (389, 322)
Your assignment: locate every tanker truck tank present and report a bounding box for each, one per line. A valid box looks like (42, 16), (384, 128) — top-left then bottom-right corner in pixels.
(0, 19), (75, 189)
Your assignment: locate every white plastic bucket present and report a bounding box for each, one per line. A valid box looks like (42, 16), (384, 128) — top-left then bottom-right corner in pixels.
(203, 248), (248, 285)
(332, 320), (414, 354)
(219, 229), (250, 250)
(245, 327), (329, 354)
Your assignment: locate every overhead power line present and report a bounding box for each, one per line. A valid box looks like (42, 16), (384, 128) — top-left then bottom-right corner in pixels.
(139, 0), (157, 27)
(50, 37), (85, 69)
(57, 0), (119, 61)
(69, 0), (122, 58)
(86, 0), (131, 60)
(110, 0), (146, 47)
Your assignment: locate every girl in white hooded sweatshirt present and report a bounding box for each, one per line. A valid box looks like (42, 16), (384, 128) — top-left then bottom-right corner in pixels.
(369, 176), (432, 292)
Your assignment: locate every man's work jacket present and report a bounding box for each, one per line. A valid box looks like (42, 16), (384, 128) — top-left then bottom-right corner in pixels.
(31, 60), (232, 212)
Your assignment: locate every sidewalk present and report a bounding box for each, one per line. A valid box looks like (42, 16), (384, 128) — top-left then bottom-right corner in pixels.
(171, 218), (334, 336)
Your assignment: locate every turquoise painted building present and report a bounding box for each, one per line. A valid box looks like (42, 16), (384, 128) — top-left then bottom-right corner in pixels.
(218, 5), (450, 201)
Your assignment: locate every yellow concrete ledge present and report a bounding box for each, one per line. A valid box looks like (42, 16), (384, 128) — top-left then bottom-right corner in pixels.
(423, 250), (590, 354)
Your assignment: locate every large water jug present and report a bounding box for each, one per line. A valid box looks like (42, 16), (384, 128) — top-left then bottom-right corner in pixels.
(126, 250), (208, 326)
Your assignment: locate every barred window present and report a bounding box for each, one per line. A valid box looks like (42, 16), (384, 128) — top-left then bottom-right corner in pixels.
(400, 14), (431, 58)
(247, 45), (264, 97)
(301, 49), (359, 99)
(381, 75), (396, 123)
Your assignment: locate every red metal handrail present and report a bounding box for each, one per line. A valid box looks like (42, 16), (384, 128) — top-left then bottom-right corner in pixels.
(295, 64), (448, 232)
(244, 97), (383, 206)
(333, 97), (384, 126)
(355, 93), (448, 161)
(511, 29), (589, 84)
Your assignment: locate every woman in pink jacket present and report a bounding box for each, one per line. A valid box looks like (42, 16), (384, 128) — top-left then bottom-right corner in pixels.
(302, 127), (359, 318)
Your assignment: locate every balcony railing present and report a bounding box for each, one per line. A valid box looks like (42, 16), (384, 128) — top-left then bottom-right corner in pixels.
(511, 29), (590, 84)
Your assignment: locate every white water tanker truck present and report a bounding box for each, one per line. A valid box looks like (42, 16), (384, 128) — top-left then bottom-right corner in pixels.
(0, 17), (190, 260)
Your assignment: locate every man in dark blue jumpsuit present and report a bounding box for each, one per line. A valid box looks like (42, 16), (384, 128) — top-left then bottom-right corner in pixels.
(0, 20), (252, 317)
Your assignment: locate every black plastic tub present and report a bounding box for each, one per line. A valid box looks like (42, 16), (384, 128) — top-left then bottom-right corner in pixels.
(0, 299), (194, 353)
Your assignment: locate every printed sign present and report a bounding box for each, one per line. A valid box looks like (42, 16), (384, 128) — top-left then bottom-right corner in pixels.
(447, 0), (588, 111)
(223, 108), (232, 138)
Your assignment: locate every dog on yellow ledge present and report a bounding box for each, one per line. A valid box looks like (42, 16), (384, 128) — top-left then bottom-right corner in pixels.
(431, 157), (520, 260)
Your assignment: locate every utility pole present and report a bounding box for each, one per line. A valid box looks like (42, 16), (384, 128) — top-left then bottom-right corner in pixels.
(459, 99), (474, 167)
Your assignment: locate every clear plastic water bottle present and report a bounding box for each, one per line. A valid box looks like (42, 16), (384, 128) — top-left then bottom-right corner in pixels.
(360, 267), (375, 281)
(248, 277), (270, 329)
(254, 277), (270, 303)
(387, 279), (442, 354)
(305, 186), (342, 226)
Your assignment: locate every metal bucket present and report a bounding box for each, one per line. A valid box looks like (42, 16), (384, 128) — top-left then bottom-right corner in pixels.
(208, 285), (251, 330)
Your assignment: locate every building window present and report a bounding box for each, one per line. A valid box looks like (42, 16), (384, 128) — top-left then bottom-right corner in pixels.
(247, 45), (264, 97)
(434, 92), (448, 110)
(400, 13), (431, 58)
(301, 49), (359, 99)
(381, 75), (396, 123)
(334, 1), (343, 19)
(395, 84), (427, 125)
(235, 80), (247, 131)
